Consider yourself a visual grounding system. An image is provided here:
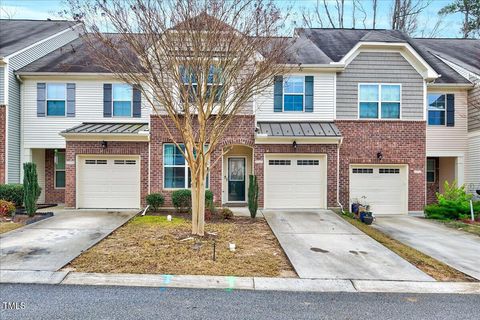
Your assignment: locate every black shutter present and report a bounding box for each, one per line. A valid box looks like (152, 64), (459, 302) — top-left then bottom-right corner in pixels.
(304, 76), (314, 112)
(66, 83), (75, 117)
(103, 84), (112, 117)
(132, 85), (141, 118)
(37, 83), (46, 117)
(273, 76), (283, 112)
(446, 94), (455, 127)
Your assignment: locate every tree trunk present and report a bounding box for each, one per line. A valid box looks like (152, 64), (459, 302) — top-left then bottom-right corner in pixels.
(191, 158), (208, 236)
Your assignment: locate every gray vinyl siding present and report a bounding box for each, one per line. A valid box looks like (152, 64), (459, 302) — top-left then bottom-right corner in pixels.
(468, 81), (480, 132)
(6, 27), (80, 183)
(0, 65), (4, 104)
(336, 52), (424, 120)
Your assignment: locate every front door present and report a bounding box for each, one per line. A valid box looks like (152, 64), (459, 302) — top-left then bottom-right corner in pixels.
(228, 157), (246, 202)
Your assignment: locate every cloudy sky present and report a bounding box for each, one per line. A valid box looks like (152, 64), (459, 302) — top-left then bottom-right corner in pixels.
(0, 0), (465, 38)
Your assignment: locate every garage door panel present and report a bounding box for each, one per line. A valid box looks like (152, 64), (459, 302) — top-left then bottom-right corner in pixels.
(265, 155), (326, 209)
(77, 156), (141, 209)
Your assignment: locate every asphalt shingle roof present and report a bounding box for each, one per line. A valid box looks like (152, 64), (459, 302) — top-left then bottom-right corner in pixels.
(0, 19), (78, 57)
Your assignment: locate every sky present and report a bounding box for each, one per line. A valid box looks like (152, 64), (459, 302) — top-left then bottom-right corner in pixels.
(0, 0), (465, 38)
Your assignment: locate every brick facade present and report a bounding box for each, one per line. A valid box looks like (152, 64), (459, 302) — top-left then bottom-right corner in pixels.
(44, 149), (65, 204)
(0, 105), (5, 184)
(336, 120), (426, 212)
(65, 141), (149, 208)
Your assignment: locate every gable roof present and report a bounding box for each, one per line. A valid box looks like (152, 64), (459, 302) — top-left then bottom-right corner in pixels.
(0, 19), (78, 57)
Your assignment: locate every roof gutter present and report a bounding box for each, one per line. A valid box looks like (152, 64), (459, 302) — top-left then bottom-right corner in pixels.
(281, 63), (345, 71)
(427, 83), (474, 89)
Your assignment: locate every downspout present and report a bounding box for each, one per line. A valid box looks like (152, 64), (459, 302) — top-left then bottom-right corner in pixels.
(337, 137), (344, 213)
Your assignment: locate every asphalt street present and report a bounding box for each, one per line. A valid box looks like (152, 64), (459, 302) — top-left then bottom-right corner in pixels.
(1, 284), (479, 320)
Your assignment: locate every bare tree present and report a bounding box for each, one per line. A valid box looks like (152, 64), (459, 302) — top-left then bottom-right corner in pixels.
(439, 0), (480, 38)
(391, 0), (432, 35)
(301, 0), (346, 28)
(0, 6), (18, 19)
(65, 0), (289, 236)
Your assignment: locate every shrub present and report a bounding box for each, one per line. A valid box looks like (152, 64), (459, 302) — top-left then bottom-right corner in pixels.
(424, 204), (462, 220)
(23, 162), (41, 217)
(172, 189), (215, 213)
(0, 200), (16, 217)
(248, 175), (259, 218)
(146, 193), (165, 211)
(425, 181), (479, 220)
(0, 184), (24, 207)
(219, 208), (233, 220)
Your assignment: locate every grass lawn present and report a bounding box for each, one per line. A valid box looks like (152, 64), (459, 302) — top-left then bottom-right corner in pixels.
(439, 220), (480, 237)
(0, 222), (23, 234)
(339, 214), (476, 282)
(67, 215), (296, 277)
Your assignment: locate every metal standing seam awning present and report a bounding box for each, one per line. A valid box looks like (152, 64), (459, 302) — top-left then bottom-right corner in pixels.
(60, 122), (150, 141)
(255, 121), (342, 144)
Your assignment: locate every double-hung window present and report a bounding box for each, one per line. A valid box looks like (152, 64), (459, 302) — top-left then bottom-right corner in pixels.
(55, 150), (66, 189)
(46, 83), (66, 116)
(283, 76), (304, 111)
(163, 144), (209, 189)
(359, 84), (401, 119)
(180, 65), (223, 103)
(113, 84), (132, 117)
(427, 94), (446, 125)
(426, 158), (436, 183)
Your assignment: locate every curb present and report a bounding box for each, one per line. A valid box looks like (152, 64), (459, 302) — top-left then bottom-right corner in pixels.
(1, 271), (479, 294)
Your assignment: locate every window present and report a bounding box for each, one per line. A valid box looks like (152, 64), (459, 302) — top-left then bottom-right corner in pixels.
(180, 65), (223, 103)
(163, 144), (209, 189)
(55, 150), (66, 189)
(268, 160), (291, 166)
(427, 158), (436, 182)
(113, 84), (132, 117)
(297, 160), (319, 166)
(46, 83), (66, 116)
(428, 94), (446, 125)
(379, 168), (400, 174)
(359, 84), (400, 119)
(352, 168), (373, 174)
(283, 76), (304, 111)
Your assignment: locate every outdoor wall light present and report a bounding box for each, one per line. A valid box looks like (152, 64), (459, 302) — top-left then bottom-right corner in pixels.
(377, 151), (383, 160)
(101, 140), (108, 149)
(293, 140), (297, 150)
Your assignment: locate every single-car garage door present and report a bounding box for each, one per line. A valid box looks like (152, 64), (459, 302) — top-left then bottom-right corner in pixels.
(350, 165), (408, 215)
(77, 155), (141, 209)
(264, 154), (327, 209)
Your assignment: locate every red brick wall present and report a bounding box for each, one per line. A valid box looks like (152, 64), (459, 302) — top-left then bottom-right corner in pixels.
(0, 105), (5, 184)
(253, 144), (339, 208)
(44, 149), (65, 204)
(336, 120), (426, 212)
(150, 115), (256, 206)
(65, 141), (149, 208)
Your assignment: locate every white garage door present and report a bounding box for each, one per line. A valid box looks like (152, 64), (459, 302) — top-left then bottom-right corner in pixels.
(264, 154), (327, 209)
(350, 165), (408, 215)
(77, 156), (141, 209)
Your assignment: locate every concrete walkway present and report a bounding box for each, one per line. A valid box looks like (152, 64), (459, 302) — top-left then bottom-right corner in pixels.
(263, 210), (433, 281)
(0, 210), (136, 271)
(374, 216), (480, 280)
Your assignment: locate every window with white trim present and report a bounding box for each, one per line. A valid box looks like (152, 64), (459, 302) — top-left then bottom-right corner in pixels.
(180, 65), (223, 103)
(352, 168), (373, 174)
(359, 84), (400, 119)
(427, 94), (446, 125)
(283, 76), (304, 111)
(55, 150), (66, 189)
(46, 83), (66, 116)
(163, 144), (209, 189)
(427, 158), (436, 183)
(112, 84), (132, 117)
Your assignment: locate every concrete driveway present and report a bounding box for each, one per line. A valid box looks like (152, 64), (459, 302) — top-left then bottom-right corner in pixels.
(374, 216), (480, 280)
(0, 210), (136, 271)
(263, 210), (433, 281)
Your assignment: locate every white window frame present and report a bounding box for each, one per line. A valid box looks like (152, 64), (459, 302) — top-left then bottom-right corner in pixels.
(427, 93), (447, 126)
(54, 150), (66, 189)
(357, 83), (402, 119)
(163, 144), (210, 190)
(426, 158), (436, 183)
(46, 83), (66, 117)
(283, 75), (305, 112)
(180, 65), (223, 104)
(112, 83), (133, 117)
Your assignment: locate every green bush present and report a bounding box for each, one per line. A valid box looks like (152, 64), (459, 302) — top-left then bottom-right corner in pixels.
(23, 162), (41, 217)
(0, 200), (16, 217)
(425, 181), (479, 220)
(146, 193), (165, 211)
(0, 184), (24, 207)
(172, 189), (215, 213)
(219, 208), (234, 219)
(248, 175), (259, 218)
